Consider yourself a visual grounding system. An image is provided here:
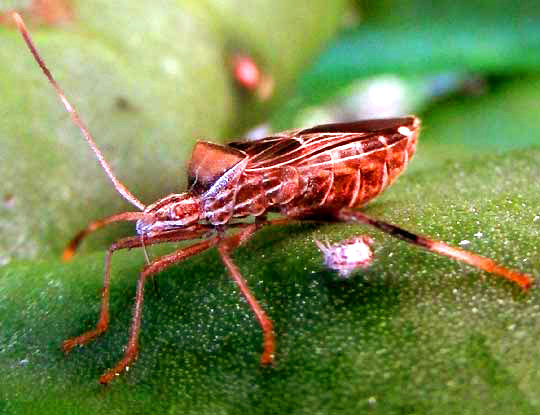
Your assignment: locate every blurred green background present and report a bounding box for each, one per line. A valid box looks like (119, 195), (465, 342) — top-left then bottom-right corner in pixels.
(1, 1), (540, 414)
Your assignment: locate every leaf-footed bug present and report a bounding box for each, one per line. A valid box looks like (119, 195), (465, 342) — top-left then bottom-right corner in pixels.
(12, 12), (533, 384)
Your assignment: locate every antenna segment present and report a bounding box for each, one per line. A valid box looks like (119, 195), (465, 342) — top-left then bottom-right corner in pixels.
(12, 12), (146, 210)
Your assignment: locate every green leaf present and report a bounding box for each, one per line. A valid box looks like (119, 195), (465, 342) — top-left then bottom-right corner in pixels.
(411, 76), (540, 172)
(2, 80), (540, 412)
(1, 148), (539, 414)
(2, 2), (540, 413)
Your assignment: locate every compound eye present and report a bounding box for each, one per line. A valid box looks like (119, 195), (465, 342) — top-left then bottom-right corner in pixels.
(172, 200), (201, 226)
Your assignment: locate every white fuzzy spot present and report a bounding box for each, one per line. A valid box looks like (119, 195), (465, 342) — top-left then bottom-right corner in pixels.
(315, 236), (374, 278)
(161, 56), (179, 76)
(397, 126), (412, 137)
(245, 123), (271, 141)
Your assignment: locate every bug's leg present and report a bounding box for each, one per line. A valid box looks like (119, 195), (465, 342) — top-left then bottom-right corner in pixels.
(62, 212), (155, 261)
(63, 241), (117, 353)
(257, 216), (295, 227)
(99, 235), (219, 385)
(337, 208), (533, 290)
(63, 235), (147, 353)
(217, 224), (275, 365)
(63, 227), (211, 353)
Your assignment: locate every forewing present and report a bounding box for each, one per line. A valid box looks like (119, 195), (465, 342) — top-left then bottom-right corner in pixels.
(230, 117), (419, 172)
(188, 141), (247, 194)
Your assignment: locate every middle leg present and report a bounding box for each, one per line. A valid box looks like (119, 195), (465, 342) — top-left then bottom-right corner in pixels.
(217, 223), (275, 364)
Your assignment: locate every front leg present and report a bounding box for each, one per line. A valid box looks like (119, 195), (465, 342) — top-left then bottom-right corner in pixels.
(100, 234), (220, 384)
(63, 227), (212, 354)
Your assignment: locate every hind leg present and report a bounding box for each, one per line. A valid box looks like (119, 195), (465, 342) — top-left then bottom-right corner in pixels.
(337, 208), (532, 290)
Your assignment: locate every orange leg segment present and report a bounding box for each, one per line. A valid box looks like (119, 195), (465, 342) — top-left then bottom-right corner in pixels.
(217, 224), (275, 365)
(99, 234), (220, 384)
(65, 218), (291, 384)
(62, 211), (154, 261)
(62, 227), (212, 355)
(338, 208), (533, 290)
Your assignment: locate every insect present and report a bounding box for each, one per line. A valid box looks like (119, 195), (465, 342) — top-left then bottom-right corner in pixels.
(315, 235), (375, 278)
(13, 12), (533, 385)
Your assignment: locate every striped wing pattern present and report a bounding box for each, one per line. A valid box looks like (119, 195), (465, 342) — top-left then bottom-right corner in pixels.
(203, 117), (420, 224)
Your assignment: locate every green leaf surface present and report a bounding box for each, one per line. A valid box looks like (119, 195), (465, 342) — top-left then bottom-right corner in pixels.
(2, 75), (540, 413)
(302, 21), (540, 98)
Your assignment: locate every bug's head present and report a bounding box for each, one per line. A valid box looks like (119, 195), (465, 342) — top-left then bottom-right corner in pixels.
(136, 193), (202, 236)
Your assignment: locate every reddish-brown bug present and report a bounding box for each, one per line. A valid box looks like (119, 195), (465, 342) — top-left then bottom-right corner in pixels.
(13, 12), (533, 385)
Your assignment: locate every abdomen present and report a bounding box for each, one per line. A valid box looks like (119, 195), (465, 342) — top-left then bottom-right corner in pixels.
(291, 126), (418, 211)
(232, 117), (419, 218)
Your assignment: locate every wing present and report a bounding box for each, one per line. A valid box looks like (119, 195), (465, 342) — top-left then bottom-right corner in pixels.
(228, 116), (419, 172)
(187, 141), (247, 195)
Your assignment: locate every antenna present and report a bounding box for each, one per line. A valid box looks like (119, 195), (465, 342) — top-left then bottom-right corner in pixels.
(12, 12), (146, 211)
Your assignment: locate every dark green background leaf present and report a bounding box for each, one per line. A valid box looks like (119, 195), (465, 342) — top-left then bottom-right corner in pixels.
(273, 0), (540, 128)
